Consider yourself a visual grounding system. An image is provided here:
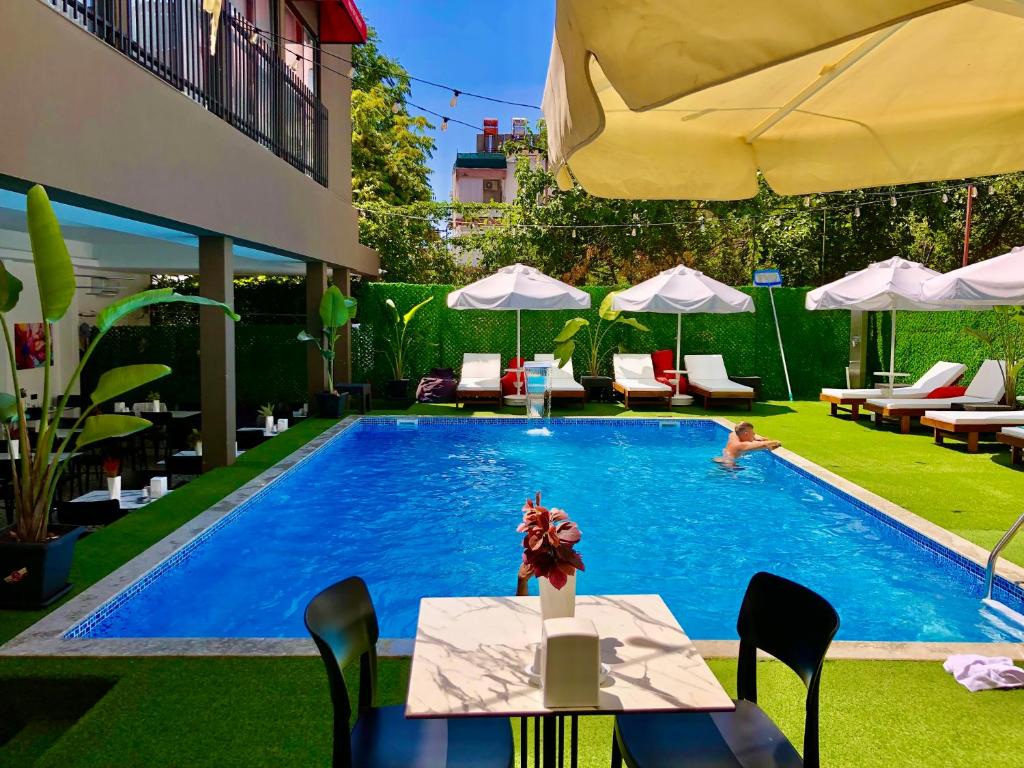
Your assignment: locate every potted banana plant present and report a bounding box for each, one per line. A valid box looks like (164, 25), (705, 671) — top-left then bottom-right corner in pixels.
(0, 186), (238, 608)
(297, 285), (357, 417)
(380, 296), (433, 402)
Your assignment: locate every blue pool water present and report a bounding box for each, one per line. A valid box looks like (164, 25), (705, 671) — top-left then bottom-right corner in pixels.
(74, 418), (1024, 642)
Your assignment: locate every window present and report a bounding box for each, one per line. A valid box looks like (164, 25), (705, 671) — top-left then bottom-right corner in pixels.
(284, 5), (318, 95)
(229, 0), (273, 32)
(482, 179), (503, 204)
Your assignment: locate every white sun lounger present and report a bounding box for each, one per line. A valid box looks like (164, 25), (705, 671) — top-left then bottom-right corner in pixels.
(998, 426), (1024, 465)
(534, 354), (585, 405)
(864, 359), (1007, 433)
(920, 410), (1024, 453)
(683, 354), (754, 410)
(613, 354), (672, 409)
(820, 360), (966, 419)
(456, 353), (502, 406)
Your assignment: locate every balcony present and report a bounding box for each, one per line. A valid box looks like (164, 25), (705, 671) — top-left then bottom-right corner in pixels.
(47, 0), (328, 186)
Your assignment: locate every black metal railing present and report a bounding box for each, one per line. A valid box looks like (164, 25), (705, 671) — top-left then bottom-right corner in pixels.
(49, 0), (328, 186)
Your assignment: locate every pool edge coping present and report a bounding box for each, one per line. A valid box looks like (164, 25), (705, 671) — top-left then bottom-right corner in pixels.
(3, 414), (1022, 661)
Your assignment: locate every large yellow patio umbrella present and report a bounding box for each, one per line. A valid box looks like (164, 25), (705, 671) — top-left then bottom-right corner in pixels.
(542, 0), (1024, 200)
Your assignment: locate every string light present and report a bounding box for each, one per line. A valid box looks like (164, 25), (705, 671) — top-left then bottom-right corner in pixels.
(248, 30), (258, 44)
(803, 196), (811, 207)
(942, 193), (949, 203)
(391, 102), (401, 114)
(441, 117), (449, 132)
(571, 228), (577, 238)
(971, 186), (979, 198)
(450, 90), (460, 108)
(890, 195), (897, 207)
(854, 206), (860, 218)
(631, 227), (637, 237)
(988, 184), (995, 195)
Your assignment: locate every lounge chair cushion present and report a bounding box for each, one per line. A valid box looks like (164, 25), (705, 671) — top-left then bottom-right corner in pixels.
(614, 354), (657, 381)
(1002, 426), (1024, 439)
(964, 359), (1007, 401)
(458, 378), (501, 392)
(533, 354), (585, 393)
(651, 349), (686, 392)
(926, 386), (967, 399)
(821, 361), (966, 401)
(461, 353), (501, 380)
(684, 354), (730, 381)
(821, 387), (885, 399)
(690, 378), (753, 395)
(617, 378), (672, 393)
(866, 395), (991, 410)
(923, 410), (1024, 426)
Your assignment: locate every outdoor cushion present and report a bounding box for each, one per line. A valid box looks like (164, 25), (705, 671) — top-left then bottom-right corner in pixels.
(821, 387), (885, 399)
(964, 359), (1007, 401)
(690, 378), (753, 395)
(614, 354), (657, 381)
(923, 410), (1024, 427)
(1002, 427), (1024, 439)
(820, 361), (966, 401)
(533, 354), (585, 393)
(500, 356), (525, 396)
(684, 354), (730, 381)
(865, 395), (991, 410)
(460, 353), (501, 380)
(927, 386), (967, 399)
(652, 348), (687, 393)
(616, 377), (672, 392)
(458, 378), (501, 392)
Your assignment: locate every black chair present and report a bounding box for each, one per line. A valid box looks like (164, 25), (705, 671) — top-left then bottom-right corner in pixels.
(612, 572), (840, 768)
(305, 576), (514, 768)
(236, 429), (269, 450)
(167, 454), (203, 488)
(55, 499), (128, 527)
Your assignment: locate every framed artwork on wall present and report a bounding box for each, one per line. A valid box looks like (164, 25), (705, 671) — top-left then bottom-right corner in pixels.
(14, 322), (51, 370)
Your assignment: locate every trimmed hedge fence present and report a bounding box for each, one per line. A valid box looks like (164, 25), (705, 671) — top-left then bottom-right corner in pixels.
(83, 283), (1010, 406)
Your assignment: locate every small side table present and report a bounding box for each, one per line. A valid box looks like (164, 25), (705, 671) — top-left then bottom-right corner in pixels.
(581, 375), (613, 403)
(664, 369), (694, 407)
(335, 383), (372, 414)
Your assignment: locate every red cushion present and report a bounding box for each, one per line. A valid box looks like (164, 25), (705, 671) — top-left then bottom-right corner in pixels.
(651, 349), (674, 375)
(500, 357), (525, 396)
(926, 386), (967, 399)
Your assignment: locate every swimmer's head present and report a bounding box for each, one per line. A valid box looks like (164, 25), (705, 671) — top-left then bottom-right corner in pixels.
(735, 421), (755, 441)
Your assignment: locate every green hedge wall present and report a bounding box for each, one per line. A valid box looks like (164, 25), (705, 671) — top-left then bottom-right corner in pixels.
(352, 284), (855, 400)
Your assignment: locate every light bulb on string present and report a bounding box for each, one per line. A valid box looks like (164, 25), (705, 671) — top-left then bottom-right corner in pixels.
(450, 90), (460, 108)
(630, 227), (637, 237)
(854, 206), (860, 218)
(971, 186), (978, 198)
(391, 102), (401, 114)
(988, 184), (995, 195)
(571, 228), (577, 238)
(249, 29), (259, 45)
(890, 195), (897, 207)
(942, 193), (949, 203)
(441, 117), (449, 131)
(803, 196), (811, 208)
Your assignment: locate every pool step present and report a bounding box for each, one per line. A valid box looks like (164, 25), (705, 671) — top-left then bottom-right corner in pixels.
(395, 417), (419, 429)
(981, 598), (1024, 641)
(658, 420), (681, 428)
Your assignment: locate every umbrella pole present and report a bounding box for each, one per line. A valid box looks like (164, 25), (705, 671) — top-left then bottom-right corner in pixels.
(675, 313), (682, 396)
(516, 309), (523, 397)
(889, 309), (897, 391)
(769, 286), (794, 401)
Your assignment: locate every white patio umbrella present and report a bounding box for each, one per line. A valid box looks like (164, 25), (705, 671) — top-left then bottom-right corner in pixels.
(611, 265), (754, 402)
(805, 256), (954, 387)
(920, 248), (1024, 305)
(447, 264), (591, 400)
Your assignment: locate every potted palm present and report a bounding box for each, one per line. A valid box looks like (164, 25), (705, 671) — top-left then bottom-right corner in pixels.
(553, 291), (649, 401)
(297, 285), (357, 417)
(380, 296), (433, 402)
(0, 186), (238, 608)
(966, 307), (1024, 406)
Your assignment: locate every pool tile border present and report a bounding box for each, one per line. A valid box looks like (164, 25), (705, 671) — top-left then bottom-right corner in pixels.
(3, 414), (1022, 660)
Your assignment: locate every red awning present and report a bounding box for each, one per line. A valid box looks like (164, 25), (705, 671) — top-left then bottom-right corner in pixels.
(319, 0), (367, 44)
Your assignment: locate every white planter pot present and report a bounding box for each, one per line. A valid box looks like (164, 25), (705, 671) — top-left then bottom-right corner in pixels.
(152, 400), (160, 412)
(8, 439), (18, 460)
(107, 475), (121, 500)
(195, 441), (203, 457)
(264, 416), (274, 435)
(539, 572), (576, 620)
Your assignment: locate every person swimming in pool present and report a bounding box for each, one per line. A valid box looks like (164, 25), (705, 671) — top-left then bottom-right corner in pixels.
(715, 421), (781, 466)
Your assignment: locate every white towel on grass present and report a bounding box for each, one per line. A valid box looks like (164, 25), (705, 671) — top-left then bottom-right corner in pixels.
(943, 655), (1024, 692)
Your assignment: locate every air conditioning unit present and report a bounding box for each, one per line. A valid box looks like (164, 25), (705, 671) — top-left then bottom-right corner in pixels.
(511, 117), (527, 137)
(483, 180), (500, 191)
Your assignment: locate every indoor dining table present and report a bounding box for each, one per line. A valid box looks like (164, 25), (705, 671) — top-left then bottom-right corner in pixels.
(407, 594), (734, 768)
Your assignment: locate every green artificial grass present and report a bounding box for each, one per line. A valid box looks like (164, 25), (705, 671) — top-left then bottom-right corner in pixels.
(2, 402), (1023, 767)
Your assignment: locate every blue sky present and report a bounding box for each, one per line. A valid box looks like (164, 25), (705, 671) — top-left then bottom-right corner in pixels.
(355, 0), (554, 201)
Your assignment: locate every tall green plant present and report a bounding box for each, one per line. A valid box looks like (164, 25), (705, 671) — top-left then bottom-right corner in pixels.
(965, 306), (1024, 405)
(297, 285), (357, 391)
(380, 296), (433, 380)
(1, 186), (239, 543)
(553, 291), (649, 377)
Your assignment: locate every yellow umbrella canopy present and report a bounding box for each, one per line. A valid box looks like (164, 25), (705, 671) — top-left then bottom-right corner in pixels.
(542, 0), (1024, 200)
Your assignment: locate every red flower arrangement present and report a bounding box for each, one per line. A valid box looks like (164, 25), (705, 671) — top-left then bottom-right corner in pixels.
(102, 456), (120, 479)
(517, 492), (584, 590)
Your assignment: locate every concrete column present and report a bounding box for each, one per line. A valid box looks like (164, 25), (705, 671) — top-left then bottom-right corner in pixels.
(306, 260), (329, 403)
(321, 43), (353, 204)
(331, 267), (351, 385)
(199, 236), (236, 470)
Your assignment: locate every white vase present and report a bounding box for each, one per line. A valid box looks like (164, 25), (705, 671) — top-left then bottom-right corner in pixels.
(539, 572), (576, 620)
(9, 439), (18, 460)
(152, 400), (160, 412)
(107, 475), (121, 500)
(264, 415), (274, 434)
(195, 440), (203, 457)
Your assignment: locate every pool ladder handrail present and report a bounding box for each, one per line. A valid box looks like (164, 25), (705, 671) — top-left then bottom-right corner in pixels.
(983, 510), (1024, 600)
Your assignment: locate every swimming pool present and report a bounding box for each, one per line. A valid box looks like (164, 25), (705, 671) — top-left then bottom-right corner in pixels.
(67, 418), (1024, 643)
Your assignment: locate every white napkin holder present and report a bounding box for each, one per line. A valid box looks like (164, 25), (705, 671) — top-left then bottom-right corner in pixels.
(276, 418), (288, 432)
(541, 617), (601, 708)
(150, 476), (168, 499)
(114, 401), (127, 413)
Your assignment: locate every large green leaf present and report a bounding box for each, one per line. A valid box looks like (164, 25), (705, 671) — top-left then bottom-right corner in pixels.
(598, 291), (622, 322)
(97, 288), (240, 332)
(402, 296), (433, 326)
(0, 392), (17, 423)
(616, 317), (650, 333)
(318, 285), (356, 330)
(964, 326), (994, 345)
(296, 330), (319, 343)
(76, 414), (153, 450)
(553, 317), (589, 344)
(26, 186), (76, 323)
(0, 261), (23, 313)
(554, 340), (576, 368)
(90, 364), (171, 405)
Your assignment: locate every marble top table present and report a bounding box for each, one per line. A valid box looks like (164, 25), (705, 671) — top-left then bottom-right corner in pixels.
(72, 489), (156, 510)
(407, 594), (733, 719)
